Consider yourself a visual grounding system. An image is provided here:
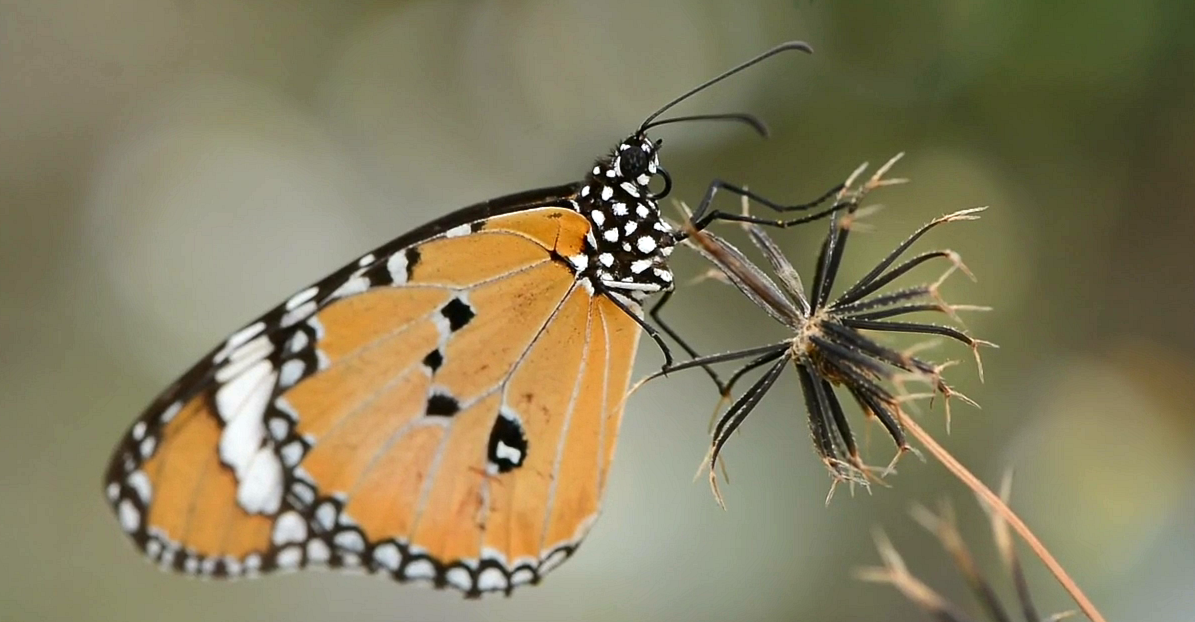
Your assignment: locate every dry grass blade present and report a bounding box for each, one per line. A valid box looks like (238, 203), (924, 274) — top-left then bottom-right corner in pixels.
(857, 528), (974, 622)
(860, 492), (1078, 622)
(900, 415), (1099, 622)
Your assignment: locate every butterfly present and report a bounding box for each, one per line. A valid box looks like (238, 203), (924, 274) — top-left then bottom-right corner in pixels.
(102, 41), (846, 597)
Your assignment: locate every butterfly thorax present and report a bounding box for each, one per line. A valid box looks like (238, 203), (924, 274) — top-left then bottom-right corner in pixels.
(573, 135), (676, 300)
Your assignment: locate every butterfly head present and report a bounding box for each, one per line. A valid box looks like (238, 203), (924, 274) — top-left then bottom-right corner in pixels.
(576, 133), (676, 299)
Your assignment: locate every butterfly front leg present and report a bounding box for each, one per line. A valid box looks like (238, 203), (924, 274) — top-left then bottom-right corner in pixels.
(681, 178), (845, 235)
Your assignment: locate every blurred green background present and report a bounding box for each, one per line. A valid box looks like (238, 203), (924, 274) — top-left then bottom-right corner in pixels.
(3, 1), (1193, 620)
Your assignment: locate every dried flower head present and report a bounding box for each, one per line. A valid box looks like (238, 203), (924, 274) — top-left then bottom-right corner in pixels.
(659, 155), (993, 503)
(857, 477), (1075, 622)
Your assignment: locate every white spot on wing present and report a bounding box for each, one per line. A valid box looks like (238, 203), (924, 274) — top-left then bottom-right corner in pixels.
(620, 182), (640, 197)
(445, 224), (471, 238)
(373, 542), (401, 571)
(387, 252), (409, 284)
(275, 545), (302, 571)
(636, 236), (658, 254)
(636, 204), (650, 218)
(315, 502), (337, 531)
(225, 321), (266, 353)
(279, 359), (305, 388)
(331, 275), (370, 299)
(624, 221), (637, 235)
(272, 511), (307, 545)
(510, 567), (535, 586)
(446, 567), (472, 591)
(139, 435), (156, 459)
(600, 186), (613, 200)
(127, 470), (152, 503)
(598, 253), (614, 267)
(267, 417), (289, 441)
(131, 421), (146, 441)
(404, 558), (435, 581)
(602, 228), (619, 242)
(630, 259), (652, 274)
(477, 567), (508, 592)
(567, 254), (588, 272)
(612, 202), (628, 216)
(540, 548), (569, 574)
(285, 286), (319, 311)
(307, 539), (330, 564)
(333, 530), (366, 552)
(215, 336), (273, 383)
(287, 330), (309, 353)
(160, 400), (182, 423)
(236, 446), (285, 513)
(280, 301), (317, 328)
(118, 499), (140, 532)
(216, 363), (275, 478)
(280, 440), (304, 467)
(237, 448), (284, 514)
(495, 440), (522, 464)
(589, 210), (605, 226)
(358, 253), (376, 267)
(215, 358), (274, 424)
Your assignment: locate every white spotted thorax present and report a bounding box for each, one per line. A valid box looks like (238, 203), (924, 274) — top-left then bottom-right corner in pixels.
(574, 134), (675, 299)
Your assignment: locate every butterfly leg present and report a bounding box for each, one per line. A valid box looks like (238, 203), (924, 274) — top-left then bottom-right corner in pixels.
(601, 288), (678, 371)
(682, 178), (845, 236)
(684, 154), (909, 235)
(648, 289), (728, 392)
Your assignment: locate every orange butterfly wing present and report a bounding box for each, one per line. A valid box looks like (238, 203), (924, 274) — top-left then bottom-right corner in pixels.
(105, 202), (640, 595)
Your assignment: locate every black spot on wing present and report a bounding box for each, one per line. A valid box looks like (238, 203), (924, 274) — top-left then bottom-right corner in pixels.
(426, 392), (460, 417)
(487, 409), (528, 473)
(422, 348), (443, 373)
(440, 298), (475, 331)
(405, 247), (421, 274)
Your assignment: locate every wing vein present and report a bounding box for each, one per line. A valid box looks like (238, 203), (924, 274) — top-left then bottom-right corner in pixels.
(537, 291), (598, 556)
(408, 277), (582, 538)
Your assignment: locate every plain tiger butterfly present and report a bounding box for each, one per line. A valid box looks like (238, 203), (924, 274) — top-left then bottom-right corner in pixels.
(102, 41), (844, 597)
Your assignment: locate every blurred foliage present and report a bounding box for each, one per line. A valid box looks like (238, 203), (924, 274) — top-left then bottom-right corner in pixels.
(2, 1), (1193, 621)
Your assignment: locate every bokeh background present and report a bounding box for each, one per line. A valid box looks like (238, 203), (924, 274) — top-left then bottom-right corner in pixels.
(4, 1), (1193, 620)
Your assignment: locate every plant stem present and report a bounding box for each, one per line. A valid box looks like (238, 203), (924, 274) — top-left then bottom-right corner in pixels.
(899, 415), (1107, 622)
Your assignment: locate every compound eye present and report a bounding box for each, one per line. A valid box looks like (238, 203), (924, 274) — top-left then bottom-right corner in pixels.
(619, 147), (648, 179)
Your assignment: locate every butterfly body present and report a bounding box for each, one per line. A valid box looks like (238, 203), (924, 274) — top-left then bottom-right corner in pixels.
(574, 135), (676, 297)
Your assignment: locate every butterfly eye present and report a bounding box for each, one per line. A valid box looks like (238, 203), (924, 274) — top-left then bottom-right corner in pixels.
(618, 148), (649, 179)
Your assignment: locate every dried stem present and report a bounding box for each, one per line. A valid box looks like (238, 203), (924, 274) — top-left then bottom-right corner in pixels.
(899, 414), (1106, 622)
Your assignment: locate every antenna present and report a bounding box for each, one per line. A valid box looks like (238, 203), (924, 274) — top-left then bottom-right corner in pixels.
(640, 112), (770, 138)
(637, 41), (813, 133)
